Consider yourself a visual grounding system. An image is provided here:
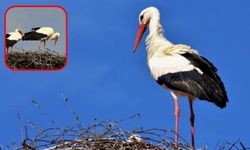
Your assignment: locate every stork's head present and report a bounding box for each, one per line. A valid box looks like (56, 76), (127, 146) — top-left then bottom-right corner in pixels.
(133, 7), (160, 52)
(50, 32), (60, 46)
(15, 28), (24, 36)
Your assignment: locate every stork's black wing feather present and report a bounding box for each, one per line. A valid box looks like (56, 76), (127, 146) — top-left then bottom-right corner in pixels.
(22, 31), (47, 40)
(6, 39), (17, 48)
(181, 52), (217, 75)
(6, 33), (17, 48)
(157, 52), (228, 108)
(6, 33), (11, 38)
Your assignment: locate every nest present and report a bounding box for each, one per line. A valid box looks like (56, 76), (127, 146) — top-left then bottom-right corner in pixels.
(9, 99), (248, 150)
(18, 120), (196, 150)
(6, 50), (66, 70)
(15, 120), (248, 150)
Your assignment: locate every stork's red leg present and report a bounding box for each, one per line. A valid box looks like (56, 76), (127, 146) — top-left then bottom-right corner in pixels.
(188, 98), (195, 148)
(171, 92), (180, 148)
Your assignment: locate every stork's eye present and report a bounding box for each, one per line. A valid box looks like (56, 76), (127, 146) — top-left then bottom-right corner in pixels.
(140, 15), (144, 22)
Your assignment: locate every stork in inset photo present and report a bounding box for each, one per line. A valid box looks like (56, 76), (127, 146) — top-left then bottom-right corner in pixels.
(22, 27), (60, 50)
(6, 28), (24, 53)
(133, 7), (228, 148)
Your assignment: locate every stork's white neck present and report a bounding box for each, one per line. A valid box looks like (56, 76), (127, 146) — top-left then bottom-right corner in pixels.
(146, 15), (172, 59)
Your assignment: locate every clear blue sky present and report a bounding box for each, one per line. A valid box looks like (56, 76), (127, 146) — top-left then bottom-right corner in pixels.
(1, 0), (250, 149)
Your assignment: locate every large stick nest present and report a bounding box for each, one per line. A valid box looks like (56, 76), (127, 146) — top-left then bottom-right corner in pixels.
(18, 120), (196, 150)
(6, 50), (66, 70)
(9, 99), (248, 150)
(16, 120), (248, 150)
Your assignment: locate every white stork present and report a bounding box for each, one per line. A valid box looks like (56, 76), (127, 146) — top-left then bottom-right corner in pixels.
(22, 27), (60, 50)
(133, 7), (228, 148)
(6, 28), (23, 53)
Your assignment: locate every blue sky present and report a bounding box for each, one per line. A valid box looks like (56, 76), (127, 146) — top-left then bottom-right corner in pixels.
(1, 0), (250, 149)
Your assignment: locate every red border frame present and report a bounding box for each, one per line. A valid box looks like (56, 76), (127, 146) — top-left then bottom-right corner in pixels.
(4, 5), (68, 71)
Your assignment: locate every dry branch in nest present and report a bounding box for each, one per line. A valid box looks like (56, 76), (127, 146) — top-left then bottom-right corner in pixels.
(6, 50), (66, 70)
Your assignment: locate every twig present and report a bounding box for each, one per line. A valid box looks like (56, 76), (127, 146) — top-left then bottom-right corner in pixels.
(32, 99), (57, 127)
(239, 141), (247, 150)
(14, 105), (25, 143)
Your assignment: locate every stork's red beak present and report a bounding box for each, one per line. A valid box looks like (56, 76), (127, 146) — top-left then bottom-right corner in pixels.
(133, 23), (148, 52)
(54, 38), (58, 46)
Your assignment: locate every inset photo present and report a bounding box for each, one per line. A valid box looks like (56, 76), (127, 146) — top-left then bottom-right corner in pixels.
(4, 6), (68, 71)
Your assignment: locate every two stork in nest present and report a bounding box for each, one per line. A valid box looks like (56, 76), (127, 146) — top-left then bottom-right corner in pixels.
(6, 27), (60, 53)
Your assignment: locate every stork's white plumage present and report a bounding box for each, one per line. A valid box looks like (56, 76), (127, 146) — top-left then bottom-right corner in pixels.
(22, 27), (60, 49)
(133, 7), (228, 148)
(6, 28), (23, 53)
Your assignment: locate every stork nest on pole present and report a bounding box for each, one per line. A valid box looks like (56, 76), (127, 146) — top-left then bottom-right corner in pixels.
(6, 50), (66, 70)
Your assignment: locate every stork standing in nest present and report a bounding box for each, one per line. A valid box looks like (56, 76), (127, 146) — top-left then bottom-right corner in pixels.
(22, 27), (60, 50)
(6, 28), (24, 53)
(133, 7), (228, 148)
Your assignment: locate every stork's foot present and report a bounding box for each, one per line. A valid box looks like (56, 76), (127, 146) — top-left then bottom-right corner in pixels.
(172, 142), (182, 150)
(172, 142), (178, 149)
